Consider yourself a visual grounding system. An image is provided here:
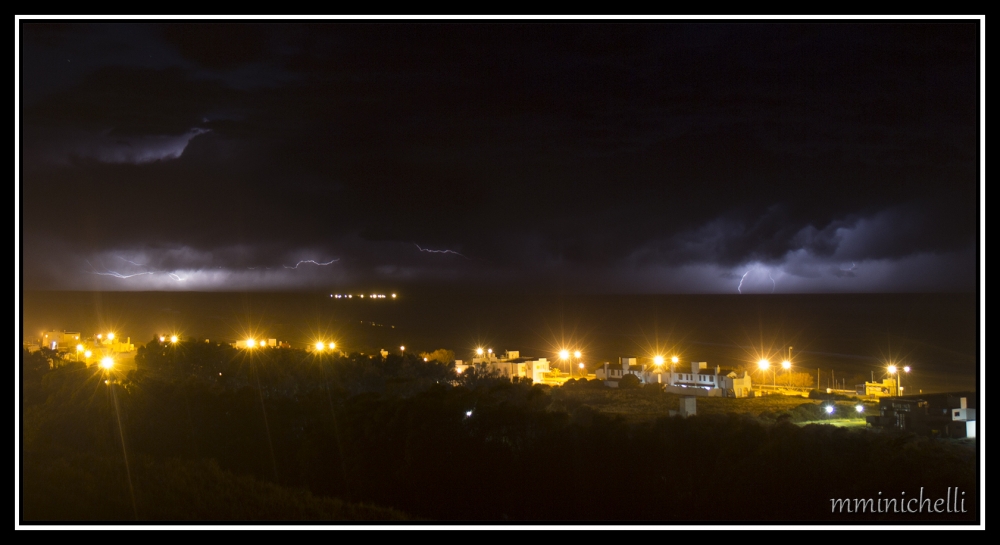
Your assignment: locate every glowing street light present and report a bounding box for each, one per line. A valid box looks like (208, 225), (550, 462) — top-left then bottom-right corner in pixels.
(578, 362), (585, 377)
(100, 356), (114, 370)
(315, 342), (326, 351)
(170, 335), (179, 344)
(76, 344), (84, 362)
(84, 350), (92, 360)
(671, 356), (679, 364)
(653, 355), (665, 366)
(559, 349), (570, 360)
(107, 333), (115, 341)
(887, 364), (899, 395)
(246, 339), (256, 349)
(259, 340), (267, 347)
(574, 350), (581, 359)
(160, 336), (166, 342)
(758, 359), (774, 388)
(855, 405), (865, 414)
(476, 348), (484, 356)
(825, 405), (835, 415)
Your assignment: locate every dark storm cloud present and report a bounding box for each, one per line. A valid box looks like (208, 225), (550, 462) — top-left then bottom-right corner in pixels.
(161, 24), (273, 70)
(18, 21), (980, 292)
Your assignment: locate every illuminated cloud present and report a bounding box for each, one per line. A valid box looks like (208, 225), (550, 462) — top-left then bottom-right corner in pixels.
(37, 127), (209, 164)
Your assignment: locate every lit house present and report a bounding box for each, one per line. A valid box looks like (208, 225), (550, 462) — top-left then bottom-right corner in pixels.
(97, 334), (135, 354)
(595, 357), (645, 386)
(855, 378), (898, 398)
(651, 361), (753, 398)
(40, 331), (82, 351)
(460, 350), (552, 384)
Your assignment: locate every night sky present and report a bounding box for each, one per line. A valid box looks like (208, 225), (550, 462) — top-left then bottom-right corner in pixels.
(18, 20), (982, 293)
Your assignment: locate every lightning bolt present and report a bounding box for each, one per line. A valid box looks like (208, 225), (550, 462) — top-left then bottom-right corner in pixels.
(414, 243), (467, 258)
(284, 259), (339, 269)
(168, 273), (186, 281)
(769, 272), (776, 293)
(117, 256), (147, 268)
(86, 261), (155, 279)
(737, 270), (750, 294)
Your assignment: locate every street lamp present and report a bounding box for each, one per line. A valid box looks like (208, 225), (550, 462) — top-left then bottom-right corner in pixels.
(170, 335), (178, 344)
(887, 364), (898, 395)
(76, 344), (84, 362)
(781, 359), (791, 387)
(653, 355), (665, 367)
(758, 359), (773, 388)
(900, 365), (911, 396)
(578, 362), (585, 377)
(559, 350), (570, 375)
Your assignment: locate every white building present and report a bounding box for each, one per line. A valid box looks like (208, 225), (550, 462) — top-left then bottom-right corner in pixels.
(597, 358), (752, 397)
(856, 378), (898, 397)
(595, 357), (645, 386)
(39, 331), (82, 351)
(659, 361), (752, 397)
(458, 350), (552, 384)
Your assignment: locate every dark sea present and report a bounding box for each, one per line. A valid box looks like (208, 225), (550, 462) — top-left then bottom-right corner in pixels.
(21, 290), (979, 394)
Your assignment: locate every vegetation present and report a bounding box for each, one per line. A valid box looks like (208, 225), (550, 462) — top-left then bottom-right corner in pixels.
(19, 341), (977, 522)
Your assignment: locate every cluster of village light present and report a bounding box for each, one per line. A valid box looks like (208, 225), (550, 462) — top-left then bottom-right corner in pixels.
(331, 293), (396, 299)
(47, 328), (914, 403)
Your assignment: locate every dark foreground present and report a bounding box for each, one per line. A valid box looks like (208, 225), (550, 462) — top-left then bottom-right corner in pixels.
(20, 342), (978, 523)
